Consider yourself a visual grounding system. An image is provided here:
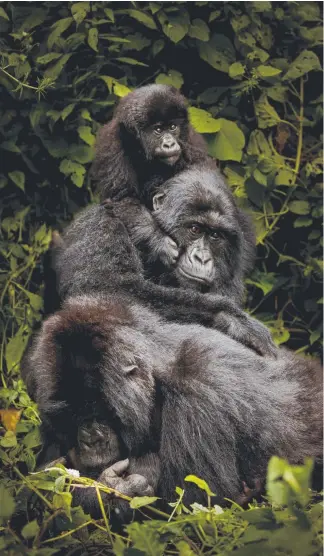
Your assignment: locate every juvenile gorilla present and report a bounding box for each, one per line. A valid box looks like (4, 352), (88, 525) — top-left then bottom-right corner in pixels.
(24, 294), (322, 517)
(92, 84), (211, 266)
(54, 167), (275, 356)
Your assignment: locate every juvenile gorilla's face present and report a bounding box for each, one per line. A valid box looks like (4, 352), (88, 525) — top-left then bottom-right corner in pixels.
(141, 119), (183, 166)
(153, 170), (241, 291)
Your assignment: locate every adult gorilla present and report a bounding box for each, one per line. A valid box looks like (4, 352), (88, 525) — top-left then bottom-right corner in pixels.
(53, 166), (275, 356)
(24, 293), (322, 517)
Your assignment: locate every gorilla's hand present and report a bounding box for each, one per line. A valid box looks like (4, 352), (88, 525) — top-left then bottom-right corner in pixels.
(98, 459), (154, 498)
(156, 235), (179, 267)
(215, 310), (277, 358)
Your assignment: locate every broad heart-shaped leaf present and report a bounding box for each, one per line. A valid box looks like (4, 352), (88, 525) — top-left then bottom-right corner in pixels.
(199, 33), (235, 72)
(5, 326), (30, 372)
(156, 70), (183, 89)
(289, 200), (310, 215)
(158, 9), (190, 43)
(88, 27), (98, 52)
(9, 171), (25, 191)
(130, 496), (159, 509)
(255, 93), (281, 129)
(256, 65), (282, 77)
(188, 18), (210, 42)
(128, 9), (157, 29)
(0, 485), (15, 521)
(283, 50), (322, 81)
(275, 168), (295, 186)
(208, 119), (245, 162)
(189, 107), (221, 133)
(184, 475), (216, 497)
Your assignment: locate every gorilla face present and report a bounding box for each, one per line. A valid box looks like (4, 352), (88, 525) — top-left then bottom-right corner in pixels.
(152, 168), (242, 292)
(141, 121), (182, 166)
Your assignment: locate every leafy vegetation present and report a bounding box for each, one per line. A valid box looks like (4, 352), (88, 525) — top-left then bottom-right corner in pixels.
(0, 2), (322, 554)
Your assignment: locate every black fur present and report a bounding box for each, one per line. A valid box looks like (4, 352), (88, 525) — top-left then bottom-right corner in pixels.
(23, 294), (322, 515)
(53, 168), (276, 357)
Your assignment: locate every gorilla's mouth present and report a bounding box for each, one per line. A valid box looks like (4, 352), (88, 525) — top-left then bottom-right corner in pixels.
(177, 266), (212, 285)
(158, 153), (181, 165)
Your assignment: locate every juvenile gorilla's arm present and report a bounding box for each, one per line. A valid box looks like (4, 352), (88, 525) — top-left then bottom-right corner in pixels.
(102, 198), (179, 266)
(56, 205), (276, 356)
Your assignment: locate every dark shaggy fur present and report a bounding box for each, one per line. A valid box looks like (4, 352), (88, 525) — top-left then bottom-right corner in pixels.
(23, 294), (322, 515)
(92, 84), (209, 202)
(53, 168), (276, 357)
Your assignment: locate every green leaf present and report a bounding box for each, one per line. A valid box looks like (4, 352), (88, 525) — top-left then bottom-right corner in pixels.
(53, 492), (72, 520)
(5, 326), (30, 372)
(113, 82), (132, 98)
(199, 33), (235, 72)
(289, 200), (310, 215)
(0, 431), (17, 448)
(152, 39), (165, 56)
(294, 217), (313, 228)
(0, 7), (9, 20)
(255, 93), (281, 128)
(116, 57), (148, 67)
(208, 119), (245, 162)
(8, 171), (25, 192)
(283, 50), (322, 81)
(22, 520), (40, 540)
(229, 62), (245, 79)
(128, 9), (157, 29)
(61, 104), (75, 121)
(130, 496), (159, 509)
(247, 130), (272, 157)
(256, 65), (282, 77)
(267, 457), (313, 507)
(185, 475), (216, 497)
(176, 541), (196, 555)
(60, 159), (86, 187)
(274, 168), (295, 186)
(188, 19), (210, 42)
(267, 85), (288, 103)
(88, 28), (98, 52)
(189, 107), (221, 133)
(158, 10), (190, 43)
(23, 428), (42, 449)
(127, 522), (166, 555)
(71, 2), (90, 25)
(68, 144), (94, 163)
(26, 291), (43, 311)
(37, 53), (62, 65)
(47, 17), (73, 49)
(104, 8), (115, 22)
(44, 54), (72, 80)
(0, 485), (15, 520)
(155, 70), (184, 89)
(77, 126), (95, 146)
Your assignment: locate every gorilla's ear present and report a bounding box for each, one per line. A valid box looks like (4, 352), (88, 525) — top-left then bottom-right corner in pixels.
(152, 192), (166, 212)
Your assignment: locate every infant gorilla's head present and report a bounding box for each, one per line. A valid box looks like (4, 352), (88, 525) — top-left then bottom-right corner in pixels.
(115, 84), (189, 167)
(152, 166), (254, 293)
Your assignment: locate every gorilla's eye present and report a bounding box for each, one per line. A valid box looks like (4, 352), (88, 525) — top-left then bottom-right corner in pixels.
(210, 230), (220, 240)
(169, 123), (177, 131)
(154, 125), (163, 135)
(190, 224), (202, 235)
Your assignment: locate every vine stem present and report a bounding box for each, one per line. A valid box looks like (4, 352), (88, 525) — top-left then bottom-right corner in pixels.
(0, 67), (39, 91)
(267, 77), (304, 235)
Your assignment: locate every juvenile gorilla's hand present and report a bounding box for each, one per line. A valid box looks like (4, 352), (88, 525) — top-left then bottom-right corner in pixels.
(98, 459), (154, 498)
(214, 310), (278, 358)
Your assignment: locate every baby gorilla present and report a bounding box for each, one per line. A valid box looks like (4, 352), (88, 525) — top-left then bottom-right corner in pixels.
(24, 295), (322, 518)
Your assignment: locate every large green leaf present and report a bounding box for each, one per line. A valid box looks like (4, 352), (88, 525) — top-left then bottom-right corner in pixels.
(255, 93), (281, 128)
(158, 9), (190, 43)
(189, 107), (221, 133)
(208, 119), (245, 162)
(128, 9), (157, 29)
(9, 171), (25, 192)
(283, 50), (322, 81)
(188, 18), (210, 42)
(198, 33), (235, 72)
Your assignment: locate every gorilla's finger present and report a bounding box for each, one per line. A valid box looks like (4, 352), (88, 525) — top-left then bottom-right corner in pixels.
(105, 458), (130, 478)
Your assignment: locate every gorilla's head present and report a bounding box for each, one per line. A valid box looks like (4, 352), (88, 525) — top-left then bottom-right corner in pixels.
(115, 84), (189, 167)
(152, 166), (255, 294)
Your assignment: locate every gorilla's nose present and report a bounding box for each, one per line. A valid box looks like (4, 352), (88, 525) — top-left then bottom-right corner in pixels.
(194, 250), (212, 265)
(163, 137), (177, 150)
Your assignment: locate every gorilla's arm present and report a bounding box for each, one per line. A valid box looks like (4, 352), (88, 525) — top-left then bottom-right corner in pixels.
(55, 204), (276, 356)
(102, 197), (179, 267)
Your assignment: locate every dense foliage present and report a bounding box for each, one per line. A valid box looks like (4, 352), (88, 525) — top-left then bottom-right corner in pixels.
(0, 2), (322, 554)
